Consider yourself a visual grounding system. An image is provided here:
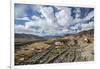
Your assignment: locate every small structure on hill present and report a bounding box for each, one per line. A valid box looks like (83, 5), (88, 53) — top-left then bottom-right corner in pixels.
(84, 38), (91, 43)
(54, 41), (64, 46)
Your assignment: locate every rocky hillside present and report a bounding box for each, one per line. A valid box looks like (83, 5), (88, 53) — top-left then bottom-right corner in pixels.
(15, 29), (94, 65)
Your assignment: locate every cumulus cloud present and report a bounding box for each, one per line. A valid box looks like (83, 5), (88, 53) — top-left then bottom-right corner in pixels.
(81, 21), (94, 31)
(15, 4), (94, 36)
(73, 8), (81, 24)
(15, 25), (26, 33)
(55, 7), (73, 28)
(40, 6), (57, 24)
(70, 10), (94, 32)
(16, 17), (30, 21)
(83, 11), (94, 21)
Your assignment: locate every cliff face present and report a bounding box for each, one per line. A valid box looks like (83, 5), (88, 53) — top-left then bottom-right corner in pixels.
(15, 29), (94, 65)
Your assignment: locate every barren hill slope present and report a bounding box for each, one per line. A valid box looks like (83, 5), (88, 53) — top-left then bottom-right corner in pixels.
(15, 29), (94, 65)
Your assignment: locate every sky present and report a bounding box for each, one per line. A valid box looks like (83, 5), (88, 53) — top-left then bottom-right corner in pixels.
(14, 3), (94, 36)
